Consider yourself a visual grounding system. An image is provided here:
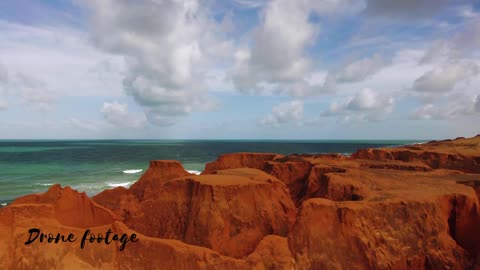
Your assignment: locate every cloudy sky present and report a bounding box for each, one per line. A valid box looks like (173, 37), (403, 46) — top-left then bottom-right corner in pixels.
(0, 0), (479, 139)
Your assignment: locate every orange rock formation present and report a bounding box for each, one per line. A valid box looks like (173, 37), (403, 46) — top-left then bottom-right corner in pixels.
(1, 135), (480, 269)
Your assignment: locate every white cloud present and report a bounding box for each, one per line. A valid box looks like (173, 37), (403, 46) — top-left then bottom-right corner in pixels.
(10, 73), (56, 111)
(411, 95), (479, 120)
(447, 18), (480, 57)
(457, 5), (479, 19)
(234, 0), (267, 9)
(0, 60), (56, 111)
(84, 0), (228, 126)
(232, 0), (314, 93)
(231, 0), (364, 96)
(420, 40), (451, 64)
(412, 61), (479, 93)
(335, 53), (387, 83)
(260, 100), (303, 127)
(322, 88), (395, 122)
(100, 101), (146, 128)
(0, 21), (125, 98)
(422, 19), (480, 64)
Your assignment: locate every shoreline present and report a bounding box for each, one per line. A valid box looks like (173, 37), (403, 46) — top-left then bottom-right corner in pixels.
(1, 134), (480, 268)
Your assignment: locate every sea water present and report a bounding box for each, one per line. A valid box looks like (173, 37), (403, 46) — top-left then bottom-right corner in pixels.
(0, 139), (422, 206)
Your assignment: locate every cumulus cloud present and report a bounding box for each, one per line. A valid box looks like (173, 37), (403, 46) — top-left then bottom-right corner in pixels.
(0, 20), (125, 98)
(422, 19), (480, 64)
(231, 0), (364, 96)
(412, 61), (479, 93)
(232, 0), (314, 93)
(322, 88), (395, 121)
(330, 54), (387, 89)
(411, 95), (479, 120)
(339, 54), (386, 82)
(84, 0), (228, 126)
(260, 100), (303, 127)
(100, 101), (146, 128)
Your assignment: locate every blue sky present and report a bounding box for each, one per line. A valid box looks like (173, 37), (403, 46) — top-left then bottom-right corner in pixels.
(0, 0), (479, 139)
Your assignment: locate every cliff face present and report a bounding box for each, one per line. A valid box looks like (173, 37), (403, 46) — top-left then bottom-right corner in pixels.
(1, 135), (480, 269)
(97, 168), (297, 258)
(351, 136), (480, 173)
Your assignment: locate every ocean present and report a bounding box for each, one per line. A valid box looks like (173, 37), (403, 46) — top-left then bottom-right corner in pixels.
(0, 140), (422, 206)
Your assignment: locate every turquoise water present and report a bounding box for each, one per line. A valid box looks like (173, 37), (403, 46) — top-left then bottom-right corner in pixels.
(0, 140), (422, 205)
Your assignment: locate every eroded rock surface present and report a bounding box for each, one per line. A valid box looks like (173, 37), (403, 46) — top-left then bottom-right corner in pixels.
(1, 135), (480, 269)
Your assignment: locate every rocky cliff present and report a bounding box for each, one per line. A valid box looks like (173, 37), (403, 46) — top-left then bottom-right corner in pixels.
(1, 135), (480, 269)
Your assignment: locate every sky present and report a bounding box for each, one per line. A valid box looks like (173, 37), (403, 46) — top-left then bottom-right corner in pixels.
(0, 0), (479, 140)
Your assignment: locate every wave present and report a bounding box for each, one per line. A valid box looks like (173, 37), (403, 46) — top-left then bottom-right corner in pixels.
(187, 170), (201, 175)
(123, 169), (143, 174)
(413, 141), (428, 145)
(37, 183), (54, 187)
(1, 203), (6, 206)
(107, 182), (131, 188)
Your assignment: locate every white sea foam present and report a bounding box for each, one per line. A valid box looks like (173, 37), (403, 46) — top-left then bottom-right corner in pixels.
(107, 182), (131, 188)
(187, 170), (201, 175)
(123, 169), (143, 174)
(37, 183), (54, 187)
(1, 203), (7, 206)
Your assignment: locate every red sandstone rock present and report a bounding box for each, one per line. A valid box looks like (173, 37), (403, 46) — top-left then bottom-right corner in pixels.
(100, 168), (297, 258)
(352, 136), (480, 173)
(1, 135), (480, 269)
(289, 197), (475, 269)
(0, 185), (294, 270)
(12, 184), (119, 228)
(202, 152), (282, 174)
(263, 160), (312, 202)
(129, 160), (191, 199)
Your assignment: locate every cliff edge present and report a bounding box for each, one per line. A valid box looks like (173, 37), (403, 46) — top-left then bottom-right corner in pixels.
(1, 135), (480, 269)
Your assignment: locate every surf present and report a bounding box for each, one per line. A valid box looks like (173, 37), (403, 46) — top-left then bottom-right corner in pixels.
(122, 169), (143, 174)
(187, 170), (201, 175)
(107, 182), (131, 188)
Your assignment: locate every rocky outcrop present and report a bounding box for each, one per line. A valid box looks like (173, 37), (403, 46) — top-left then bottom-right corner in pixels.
(203, 153), (314, 202)
(263, 160), (312, 202)
(129, 160), (192, 199)
(352, 136), (480, 173)
(12, 184), (119, 228)
(1, 135), (480, 269)
(202, 152), (281, 174)
(94, 167), (297, 259)
(289, 196), (476, 269)
(0, 186), (294, 270)
(305, 167), (368, 202)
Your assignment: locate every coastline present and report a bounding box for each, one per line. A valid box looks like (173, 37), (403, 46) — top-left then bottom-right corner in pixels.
(0, 135), (479, 268)
(0, 139), (422, 205)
